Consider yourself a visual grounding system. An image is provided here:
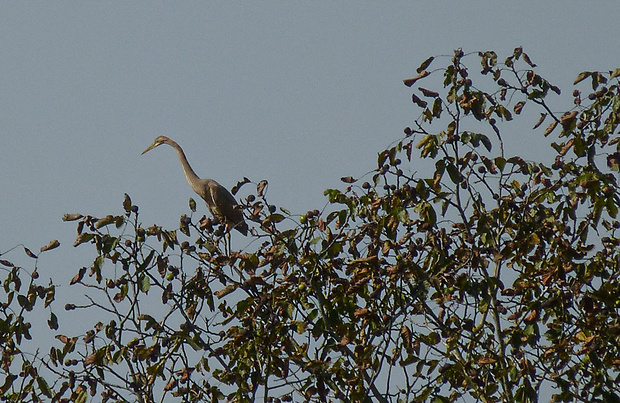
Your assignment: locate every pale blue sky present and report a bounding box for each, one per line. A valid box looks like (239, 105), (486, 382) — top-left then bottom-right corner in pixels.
(2, 3), (618, 252)
(2, 5), (618, 268)
(0, 4), (618, 395)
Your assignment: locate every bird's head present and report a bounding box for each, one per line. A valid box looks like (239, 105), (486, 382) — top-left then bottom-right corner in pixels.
(142, 135), (173, 155)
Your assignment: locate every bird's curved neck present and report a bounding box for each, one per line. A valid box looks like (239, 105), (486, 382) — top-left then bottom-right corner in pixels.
(169, 141), (201, 192)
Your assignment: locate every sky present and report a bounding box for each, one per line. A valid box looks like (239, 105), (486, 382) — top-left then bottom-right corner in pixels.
(0, 2), (619, 398)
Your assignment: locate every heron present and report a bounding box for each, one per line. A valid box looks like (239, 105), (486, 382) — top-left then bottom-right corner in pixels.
(142, 136), (248, 236)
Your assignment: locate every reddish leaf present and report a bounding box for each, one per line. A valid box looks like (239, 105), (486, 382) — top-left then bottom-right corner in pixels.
(417, 56), (434, 73)
(419, 87), (439, 98)
(70, 267), (87, 285)
(23, 247), (37, 259)
(403, 71), (430, 87)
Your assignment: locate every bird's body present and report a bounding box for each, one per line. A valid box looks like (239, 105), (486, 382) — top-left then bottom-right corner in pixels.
(142, 136), (248, 236)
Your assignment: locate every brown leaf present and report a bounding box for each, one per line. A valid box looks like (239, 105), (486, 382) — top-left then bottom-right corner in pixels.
(70, 267), (87, 285)
(40, 239), (60, 252)
(560, 111), (578, 130)
(574, 71), (591, 85)
(62, 213), (83, 221)
(478, 356), (497, 365)
(340, 176), (356, 184)
(403, 70), (430, 87)
(417, 56), (434, 73)
(513, 101), (525, 115)
(56, 334), (69, 344)
(412, 94), (428, 108)
(23, 247), (37, 259)
(544, 120), (558, 136)
(164, 378), (177, 391)
(525, 309), (539, 322)
(418, 87), (439, 98)
(84, 353), (98, 366)
(522, 53), (536, 67)
(232, 177), (251, 195)
(533, 113), (547, 129)
(257, 180), (268, 197)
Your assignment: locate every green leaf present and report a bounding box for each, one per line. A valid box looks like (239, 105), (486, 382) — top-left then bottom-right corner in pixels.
(75, 388), (88, 403)
(139, 274), (151, 293)
(36, 376), (53, 398)
(138, 250), (155, 272)
(495, 157), (506, 172)
(481, 134), (492, 152)
(48, 312), (59, 330)
(446, 163), (461, 184)
(0, 374), (17, 395)
(265, 213), (285, 224)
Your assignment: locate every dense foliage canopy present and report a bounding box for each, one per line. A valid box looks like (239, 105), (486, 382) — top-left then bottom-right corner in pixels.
(2, 48), (620, 402)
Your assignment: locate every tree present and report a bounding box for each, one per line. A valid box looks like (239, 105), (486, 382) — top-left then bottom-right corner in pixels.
(1, 48), (619, 402)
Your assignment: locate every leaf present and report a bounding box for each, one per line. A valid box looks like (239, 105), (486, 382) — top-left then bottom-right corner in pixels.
(232, 177), (251, 195)
(95, 215), (117, 229)
(412, 93), (428, 108)
(560, 111), (578, 131)
(403, 70), (430, 87)
(36, 376), (53, 398)
(73, 233), (94, 247)
(481, 135), (492, 152)
(340, 176), (356, 183)
(263, 213), (285, 224)
(123, 193), (132, 213)
(62, 213), (83, 221)
(189, 198), (196, 212)
(257, 180), (268, 197)
(513, 101), (525, 115)
(610, 68), (620, 79)
(40, 239), (60, 252)
(607, 152), (620, 171)
(48, 312), (59, 330)
(0, 374), (17, 395)
(417, 56), (434, 73)
(533, 113), (547, 129)
(215, 285), (236, 298)
(23, 247), (37, 259)
(446, 163), (461, 184)
(522, 52), (536, 67)
(419, 87), (439, 98)
(138, 250), (155, 272)
(478, 356), (497, 365)
(574, 71), (591, 85)
(139, 275), (151, 293)
(544, 120), (558, 136)
(70, 267), (87, 285)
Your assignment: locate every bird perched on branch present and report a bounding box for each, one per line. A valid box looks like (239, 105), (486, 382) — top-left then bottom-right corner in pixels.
(142, 136), (248, 236)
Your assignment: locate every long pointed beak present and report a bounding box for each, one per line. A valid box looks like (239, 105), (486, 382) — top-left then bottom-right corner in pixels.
(141, 143), (158, 155)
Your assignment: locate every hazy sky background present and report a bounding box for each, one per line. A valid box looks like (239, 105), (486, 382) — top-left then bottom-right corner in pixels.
(0, 3), (618, 398)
